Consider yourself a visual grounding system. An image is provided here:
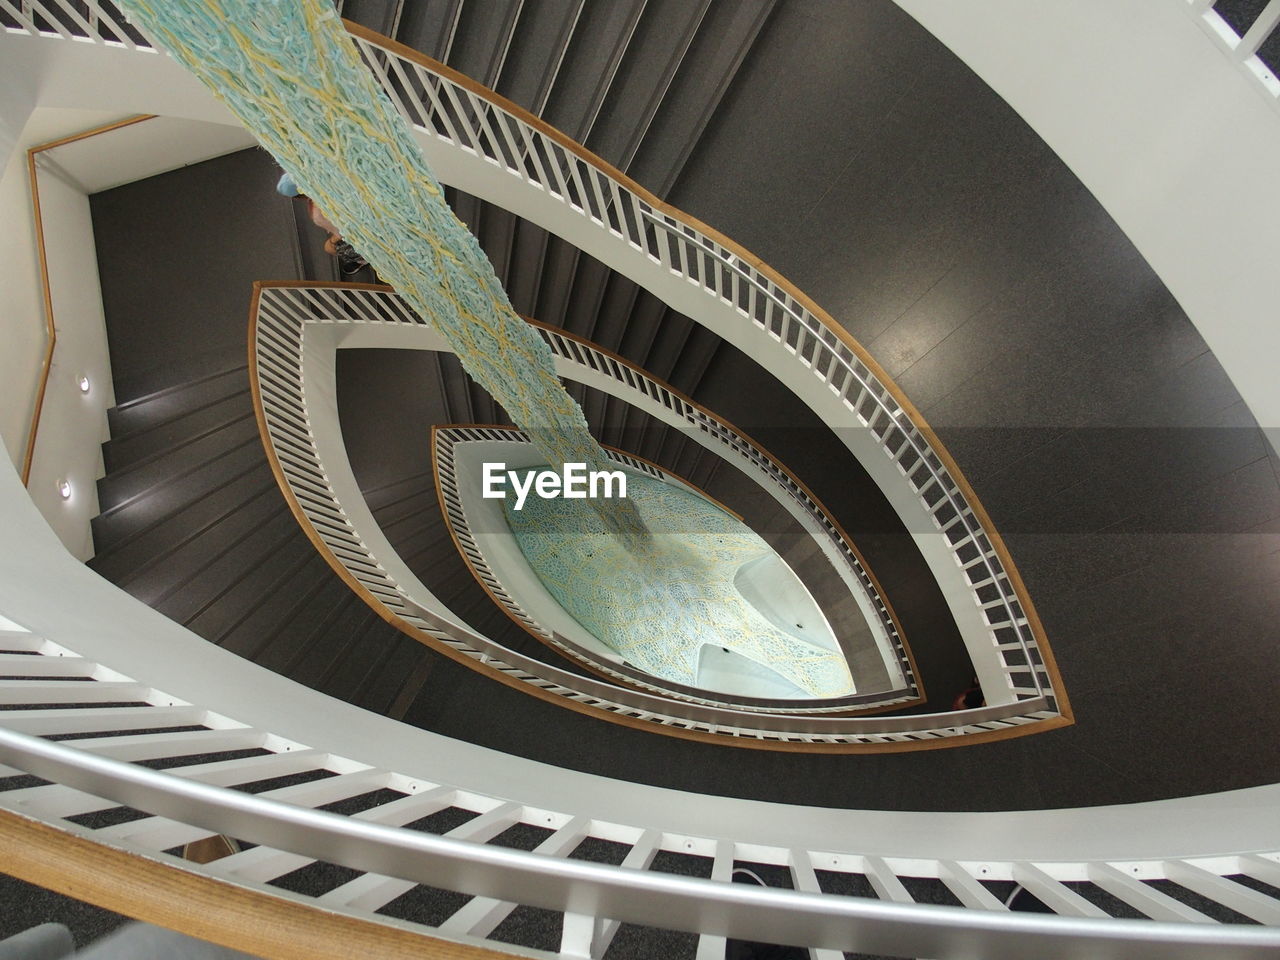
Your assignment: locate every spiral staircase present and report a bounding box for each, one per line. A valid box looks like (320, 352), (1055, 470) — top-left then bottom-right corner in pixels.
(2, 1), (1280, 958)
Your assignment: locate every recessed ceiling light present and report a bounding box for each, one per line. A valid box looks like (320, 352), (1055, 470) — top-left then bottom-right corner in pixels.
(58, 479), (72, 500)
(77, 375), (91, 394)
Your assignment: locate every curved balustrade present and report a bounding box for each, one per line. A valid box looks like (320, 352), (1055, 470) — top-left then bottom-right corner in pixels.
(342, 23), (1068, 717)
(4, 5), (1280, 956)
(1, 619), (1278, 960)
(431, 424), (918, 715)
(0, 0), (1066, 717)
(527, 321), (920, 705)
(252, 281), (1057, 749)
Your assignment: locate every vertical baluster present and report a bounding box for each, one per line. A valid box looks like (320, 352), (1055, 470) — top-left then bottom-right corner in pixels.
(695, 840), (734, 960)
(788, 850), (844, 960)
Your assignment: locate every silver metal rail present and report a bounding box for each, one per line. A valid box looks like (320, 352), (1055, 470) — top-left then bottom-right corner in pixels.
(0, 627), (1277, 959)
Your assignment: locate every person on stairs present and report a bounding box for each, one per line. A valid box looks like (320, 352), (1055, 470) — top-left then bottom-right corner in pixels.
(276, 172), (370, 276)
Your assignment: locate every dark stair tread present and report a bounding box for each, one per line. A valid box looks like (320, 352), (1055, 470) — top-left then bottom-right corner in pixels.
(495, 0), (585, 115)
(89, 462), (278, 582)
(290, 605), (390, 689)
(230, 558), (352, 665)
(100, 478), (290, 600)
(150, 510), (313, 628)
(541, 0), (648, 143)
(338, 0), (403, 39)
(91, 438), (273, 551)
(447, 0), (524, 89)
(96, 411), (259, 509)
(214, 549), (348, 658)
(582, 0), (710, 173)
(103, 390), (255, 474)
(107, 364), (249, 438)
(628, 0), (778, 196)
(361, 643), (436, 717)
(394, 0), (463, 61)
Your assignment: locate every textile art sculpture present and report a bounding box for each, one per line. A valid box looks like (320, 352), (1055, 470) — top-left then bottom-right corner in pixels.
(505, 470), (855, 696)
(118, 0), (645, 543)
(119, 0), (855, 696)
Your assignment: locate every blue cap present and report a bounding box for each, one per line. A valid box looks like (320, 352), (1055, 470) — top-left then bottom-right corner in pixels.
(276, 173), (300, 197)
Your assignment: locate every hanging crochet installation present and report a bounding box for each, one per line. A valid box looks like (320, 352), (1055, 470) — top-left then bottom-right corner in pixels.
(119, 0), (855, 697)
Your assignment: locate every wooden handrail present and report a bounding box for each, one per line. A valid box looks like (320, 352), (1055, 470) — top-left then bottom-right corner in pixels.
(21, 114), (156, 486)
(0, 809), (517, 960)
(429, 422), (919, 716)
(248, 281), (1073, 751)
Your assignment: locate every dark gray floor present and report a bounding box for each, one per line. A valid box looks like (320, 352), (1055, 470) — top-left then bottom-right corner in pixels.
(670, 0), (1280, 805)
(0, 872), (127, 948)
(83, 0), (1280, 813)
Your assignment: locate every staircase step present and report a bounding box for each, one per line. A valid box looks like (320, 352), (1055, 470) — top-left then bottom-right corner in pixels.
(95, 473), (286, 599)
(541, 0), (648, 141)
(103, 390), (254, 474)
(215, 553), (342, 665)
(503, 217), (551, 317)
(110, 350), (249, 412)
(252, 584), (362, 676)
(339, 0), (403, 38)
(448, 0), (524, 88)
(591, 272), (641, 355)
(150, 507), (309, 629)
(107, 364), (248, 438)
(561, 256), (611, 340)
(90, 437), (273, 553)
(290, 605), (389, 690)
(615, 291), (669, 371)
(532, 235), (581, 330)
(95, 414), (262, 514)
(360, 642), (435, 716)
(314, 623), (406, 704)
(629, 0), (778, 195)
(667, 324), (721, 398)
(394, 0), (463, 61)
(583, 0), (710, 172)
(215, 549), (349, 660)
(496, 0), (584, 115)
(639, 310), (696, 388)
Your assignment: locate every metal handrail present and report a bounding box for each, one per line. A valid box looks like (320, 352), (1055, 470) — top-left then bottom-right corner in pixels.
(2, 723), (1277, 960)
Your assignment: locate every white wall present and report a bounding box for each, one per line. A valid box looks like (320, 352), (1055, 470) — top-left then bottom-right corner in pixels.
(893, 0), (1280, 447)
(22, 150), (117, 560)
(2, 102), (257, 560)
(0, 109), (120, 478)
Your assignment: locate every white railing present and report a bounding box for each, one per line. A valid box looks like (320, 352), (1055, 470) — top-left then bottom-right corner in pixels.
(0, 0), (1063, 712)
(1184, 0), (1280, 105)
(528, 321), (919, 699)
(1, 618), (1278, 960)
(2, 0), (1063, 722)
(3, 6), (1280, 955)
(350, 24), (1064, 712)
(252, 281), (1058, 746)
(432, 423), (917, 714)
